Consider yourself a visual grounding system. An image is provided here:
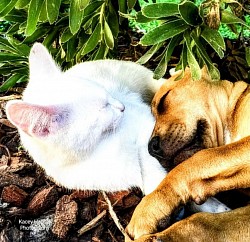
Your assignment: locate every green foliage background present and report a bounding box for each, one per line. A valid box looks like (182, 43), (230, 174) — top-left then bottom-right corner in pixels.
(0, 0), (249, 92)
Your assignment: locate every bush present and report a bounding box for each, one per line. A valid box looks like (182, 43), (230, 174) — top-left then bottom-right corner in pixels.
(0, 0), (249, 92)
(0, 0), (134, 92)
(131, 0), (250, 80)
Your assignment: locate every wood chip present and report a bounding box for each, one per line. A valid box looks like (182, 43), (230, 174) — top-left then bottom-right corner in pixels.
(27, 186), (58, 216)
(0, 172), (35, 189)
(52, 195), (78, 239)
(0, 119), (16, 129)
(1, 185), (28, 207)
(70, 190), (97, 201)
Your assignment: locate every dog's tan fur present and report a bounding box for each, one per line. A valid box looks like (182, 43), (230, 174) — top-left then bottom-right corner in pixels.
(126, 68), (250, 241)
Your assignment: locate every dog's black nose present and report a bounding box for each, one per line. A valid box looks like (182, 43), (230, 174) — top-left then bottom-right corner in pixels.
(148, 136), (164, 158)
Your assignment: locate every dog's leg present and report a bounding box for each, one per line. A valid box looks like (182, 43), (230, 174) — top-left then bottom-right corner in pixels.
(126, 136), (250, 240)
(133, 205), (250, 242)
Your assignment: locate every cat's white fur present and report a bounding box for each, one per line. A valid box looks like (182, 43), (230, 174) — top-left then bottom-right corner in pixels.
(6, 43), (166, 195)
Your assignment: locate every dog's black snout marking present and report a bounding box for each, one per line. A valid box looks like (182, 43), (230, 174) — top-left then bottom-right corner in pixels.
(148, 136), (163, 157)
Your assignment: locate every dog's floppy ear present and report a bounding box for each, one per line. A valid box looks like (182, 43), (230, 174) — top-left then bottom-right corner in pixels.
(6, 100), (69, 137)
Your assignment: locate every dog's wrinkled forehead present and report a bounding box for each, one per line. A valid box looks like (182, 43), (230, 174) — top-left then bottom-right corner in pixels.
(152, 69), (193, 115)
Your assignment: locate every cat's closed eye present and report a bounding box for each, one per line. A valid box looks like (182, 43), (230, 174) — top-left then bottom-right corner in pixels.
(99, 102), (110, 111)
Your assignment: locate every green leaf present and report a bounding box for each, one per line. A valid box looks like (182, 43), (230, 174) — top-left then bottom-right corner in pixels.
(26, 0), (45, 36)
(83, 1), (104, 15)
(0, 0), (19, 17)
(153, 48), (168, 80)
(140, 19), (188, 45)
(0, 53), (26, 62)
(246, 47), (250, 67)
(70, 0), (90, 35)
(23, 26), (49, 44)
(184, 32), (201, 80)
(154, 35), (182, 79)
(0, 65), (28, 76)
(0, 45), (18, 55)
(135, 11), (154, 23)
(142, 3), (178, 18)
(81, 22), (101, 55)
(6, 23), (20, 35)
(180, 43), (188, 72)
(43, 28), (59, 47)
(178, 0), (202, 26)
(66, 36), (78, 62)
(61, 28), (74, 43)
(93, 42), (108, 60)
(0, 74), (26, 92)
(103, 19), (114, 49)
(3, 9), (27, 23)
(82, 12), (98, 31)
(0, 37), (17, 52)
(137, 42), (164, 64)
(55, 15), (68, 26)
(39, 0), (47, 22)
(221, 10), (250, 28)
(118, 0), (126, 14)
(127, 0), (137, 10)
(46, 0), (61, 24)
(201, 26), (225, 58)
(7, 37), (30, 56)
(16, 0), (30, 9)
(107, 1), (119, 38)
(75, 32), (89, 61)
(118, 0), (126, 23)
(191, 31), (220, 80)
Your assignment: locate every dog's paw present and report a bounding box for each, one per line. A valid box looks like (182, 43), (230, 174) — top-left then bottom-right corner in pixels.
(126, 204), (159, 240)
(126, 193), (171, 240)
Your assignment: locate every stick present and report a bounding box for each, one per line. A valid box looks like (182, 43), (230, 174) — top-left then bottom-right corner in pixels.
(102, 191), (132, 241)
(0, 94), (22, 101)
(77, 210), (107, 236)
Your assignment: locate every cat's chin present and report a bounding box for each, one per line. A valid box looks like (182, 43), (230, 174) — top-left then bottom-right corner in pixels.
(105, 123), (121, 135)
(106, 116), (123, 133)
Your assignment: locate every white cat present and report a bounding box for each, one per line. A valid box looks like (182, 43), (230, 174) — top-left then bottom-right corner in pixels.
(6, 43), (166, 195)
(6, 43), (229, 214)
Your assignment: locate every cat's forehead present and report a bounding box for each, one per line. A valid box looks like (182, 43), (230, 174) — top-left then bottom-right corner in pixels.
(23, 76), (108, 105)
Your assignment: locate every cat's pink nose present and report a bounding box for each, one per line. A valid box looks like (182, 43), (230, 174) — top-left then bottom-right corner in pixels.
(116, 102), (125, 112)
(109, 97), (125, 112)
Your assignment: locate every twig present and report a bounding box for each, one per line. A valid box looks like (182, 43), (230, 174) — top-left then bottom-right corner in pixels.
(0, 95), (22, 101)
(108, 229), (119, 242)
(101, 191), (132, 241)
(77, 210), (107, 236)
(0, 144), (11, 166)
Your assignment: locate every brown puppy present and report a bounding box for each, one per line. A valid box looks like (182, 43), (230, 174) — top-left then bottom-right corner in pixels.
(126, 68), (250, 241)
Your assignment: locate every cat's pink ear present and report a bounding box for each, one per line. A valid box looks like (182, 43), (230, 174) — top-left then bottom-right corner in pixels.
(29, 43), (61, 80)
(6, 100), (68, 137)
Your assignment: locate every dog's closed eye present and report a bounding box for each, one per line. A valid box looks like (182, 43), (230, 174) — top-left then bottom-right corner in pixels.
(157, 91), (170, 114)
